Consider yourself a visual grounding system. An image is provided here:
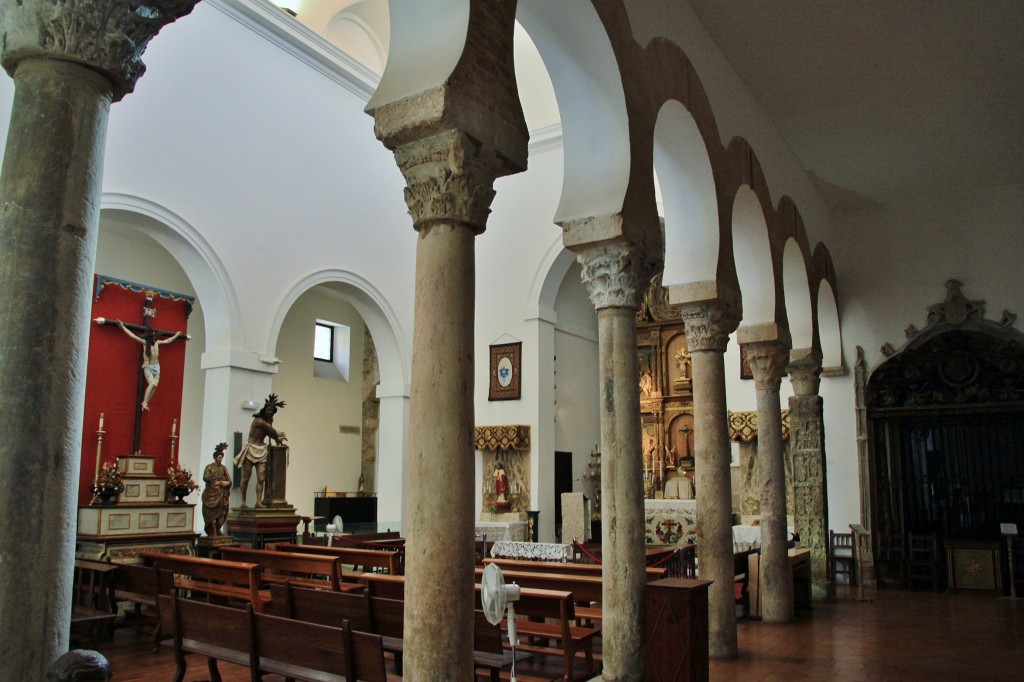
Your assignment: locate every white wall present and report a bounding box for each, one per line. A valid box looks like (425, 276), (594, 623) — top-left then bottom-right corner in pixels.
(272, 289), (366, 517)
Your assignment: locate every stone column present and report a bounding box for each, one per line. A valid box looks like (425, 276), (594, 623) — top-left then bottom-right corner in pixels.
(745, 341), (794, 623)
(0, 3), (198, 679)
(680, 302), (740, 658)
(367, 1), (526, 675)
(579, 244), (649, 681)
(788, 349), (832, 601)
(394, 130), (511, 680)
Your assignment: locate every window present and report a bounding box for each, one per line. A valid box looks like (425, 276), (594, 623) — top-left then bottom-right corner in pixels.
(314, 322), (334, 362)
(313, 319), (351, 382)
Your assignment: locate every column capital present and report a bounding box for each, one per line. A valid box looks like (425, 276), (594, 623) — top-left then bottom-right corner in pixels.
(744, 341), (790, 391)
(577, 244), (651, 311)
(679, 301), (740, 352)
(0, 0), (199, 101)
(392, 129), (510, 234)
(787, 348), (823, 397)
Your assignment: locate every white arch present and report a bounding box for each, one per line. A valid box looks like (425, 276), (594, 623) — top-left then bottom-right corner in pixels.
(655, 100), (718, 286)
(783, 239), (814, 350)
(527, 232), (577, 319)
(817, 279), (842, 371)
(732, 186), (774, 325)
(268, 269), (409, 392)
(517, 1), (630, 222)
(99, 193), (241, 353)
(366, 0), (467, 109)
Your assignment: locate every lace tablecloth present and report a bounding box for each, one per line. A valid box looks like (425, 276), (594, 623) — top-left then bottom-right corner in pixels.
(732, 525), (797, 552)
(490, 541), (572, 562)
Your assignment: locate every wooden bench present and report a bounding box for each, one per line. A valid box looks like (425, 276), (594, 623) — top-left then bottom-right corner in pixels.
(160, 593), (251, 682)
(253, 605), (394, 681)
(141, 551), (269, 613)
(503, 587), (600, 682)
(219, 546), (364, 593)
(111, 562), (162, 647)
(160, 592), (395, 681)
(484, 557), (667, 580)
(272, 542), (402, 576)
(358, 572), (407, 599)
(267, 581), (375, 633)
(71, 559), (117, 646)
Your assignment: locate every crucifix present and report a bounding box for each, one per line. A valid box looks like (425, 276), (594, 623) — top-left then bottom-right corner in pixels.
(679, 424), (693, 460)
(94, 294), (190, 453)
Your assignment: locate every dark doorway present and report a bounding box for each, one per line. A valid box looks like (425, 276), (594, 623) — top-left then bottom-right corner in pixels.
(554, 451), (573, 541)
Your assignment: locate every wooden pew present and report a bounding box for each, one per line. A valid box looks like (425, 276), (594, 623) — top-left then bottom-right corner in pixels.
(160, 592), (396, 682)
(141, 551), (269, 612)
(271, 541), (402, 576)
(71, 559), (117, 646)
(358, 572), (406, 599)
(267, 581), (375, 633)
(506, 587), (601, 682)
(219, 546), (363, 593)
(253, 608), (393, 681)
(111, 562), (162, 648)
(160, 593), (252, 682)
(484, 557), (667, 579)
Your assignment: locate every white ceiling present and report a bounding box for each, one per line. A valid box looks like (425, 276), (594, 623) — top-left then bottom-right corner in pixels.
(686, 0), (1024, 213)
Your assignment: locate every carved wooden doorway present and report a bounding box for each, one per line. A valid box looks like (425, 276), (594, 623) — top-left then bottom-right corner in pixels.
(866, 282), (1024, 590)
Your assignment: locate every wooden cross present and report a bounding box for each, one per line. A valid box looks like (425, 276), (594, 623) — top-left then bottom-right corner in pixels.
(95, 294), (189, 453)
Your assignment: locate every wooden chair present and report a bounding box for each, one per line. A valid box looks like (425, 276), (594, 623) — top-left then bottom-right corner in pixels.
(906, 533), (941, 592)
(829, 530), (857, 585)
(876, 534), (907, 589)
(112, 562), (162, 649)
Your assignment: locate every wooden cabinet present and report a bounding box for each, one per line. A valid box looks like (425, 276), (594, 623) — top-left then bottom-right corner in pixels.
(644, 578), (711, 682)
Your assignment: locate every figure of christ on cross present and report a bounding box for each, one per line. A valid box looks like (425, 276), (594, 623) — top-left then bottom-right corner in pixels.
(94, 295), (190, 449)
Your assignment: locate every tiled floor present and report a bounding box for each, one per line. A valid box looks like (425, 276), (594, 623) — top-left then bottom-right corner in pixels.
(95, 585), (1023, 680)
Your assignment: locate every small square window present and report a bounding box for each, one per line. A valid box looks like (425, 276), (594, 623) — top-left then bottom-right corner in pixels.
(314, 323), (334, 362)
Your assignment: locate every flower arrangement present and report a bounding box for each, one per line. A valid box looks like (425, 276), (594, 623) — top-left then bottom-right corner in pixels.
(167, 464), (198, 492)
(96, 461), (125, 490)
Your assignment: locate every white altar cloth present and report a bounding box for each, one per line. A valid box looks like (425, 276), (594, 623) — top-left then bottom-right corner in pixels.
(490, 540), (572, 562)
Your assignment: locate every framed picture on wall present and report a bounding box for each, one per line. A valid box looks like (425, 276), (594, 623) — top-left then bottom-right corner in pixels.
(489, 342), (522, 401)
(740, 346), (753, 380)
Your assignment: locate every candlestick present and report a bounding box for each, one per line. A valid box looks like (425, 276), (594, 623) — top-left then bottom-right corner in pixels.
(92, 413), (107, 505)
(169, 418), (179, 468)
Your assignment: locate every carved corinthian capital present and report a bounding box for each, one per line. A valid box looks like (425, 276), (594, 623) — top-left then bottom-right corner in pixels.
(679, 301), (740, 353)
(577, 244), (650, 311)
(0, 0), (200, 100)
(392, 130), (506, 234)
(744, 341), (789, 391)
(787, 349), (823, 397)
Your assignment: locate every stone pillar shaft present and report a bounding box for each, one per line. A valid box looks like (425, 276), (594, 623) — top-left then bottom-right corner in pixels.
(682, 304), (739, 658)
(746, 343), (793, 623)
(788, 351), (831, 601)
(579, 246), (647, 681)
(0, 59), (113, 680)
(403, 221), (477, 680)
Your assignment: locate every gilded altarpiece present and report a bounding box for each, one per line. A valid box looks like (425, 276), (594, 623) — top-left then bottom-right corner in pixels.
(636, 279), (696, 498)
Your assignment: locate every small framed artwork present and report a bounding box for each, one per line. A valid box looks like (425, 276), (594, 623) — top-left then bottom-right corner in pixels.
(489, 342), (522, 401)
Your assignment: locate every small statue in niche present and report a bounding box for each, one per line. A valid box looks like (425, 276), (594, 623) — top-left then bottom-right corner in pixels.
(493, 461), (509, 503)
(357, 472), (366, 495)
(675, 345), (692, 382)
(638, 356), (654, 397)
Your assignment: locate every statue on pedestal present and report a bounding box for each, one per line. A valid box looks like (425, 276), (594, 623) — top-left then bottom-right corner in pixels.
(234, 394), (287, 508)
(493, 462), (509, 504)
(202, 443), (231, 536)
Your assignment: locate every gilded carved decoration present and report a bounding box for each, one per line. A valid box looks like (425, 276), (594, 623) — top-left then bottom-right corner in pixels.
(0, 0), (201, 100)
(474, 424), (530, 451)
(728, 410), (791, 443)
